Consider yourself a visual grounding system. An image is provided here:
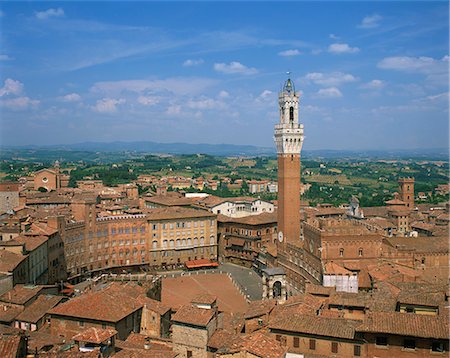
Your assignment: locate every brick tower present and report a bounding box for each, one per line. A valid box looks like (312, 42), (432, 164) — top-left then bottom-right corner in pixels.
(274, 77), (304, 245)
(398, 177), (415, 208)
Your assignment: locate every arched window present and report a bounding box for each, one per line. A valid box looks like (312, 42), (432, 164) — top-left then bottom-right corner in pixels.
(176, 239), (180, 248)
(358, 248), (363, 257)
(169, 240), (174, 249)
(200, 237), (205, 246)
(194, 237), (198, 246)
(289, 106), (294, 122)
(182, 239), (186, 247)
(152, 240), (157, 249)
(133, 248), (138, 257)
(339, 248), (344, 257)
(210, 235), (215, 245)
(187, 238), (192, 247)
(163, 240), (168, 249)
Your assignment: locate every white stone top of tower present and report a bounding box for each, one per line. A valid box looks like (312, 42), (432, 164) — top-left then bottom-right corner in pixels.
(274, 77), (304, 155)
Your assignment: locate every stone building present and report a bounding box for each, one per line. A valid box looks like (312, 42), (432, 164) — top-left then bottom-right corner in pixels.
(217, 212), (277, 267)
(0, 182), (19, 214)
(398, 177), (415, 208)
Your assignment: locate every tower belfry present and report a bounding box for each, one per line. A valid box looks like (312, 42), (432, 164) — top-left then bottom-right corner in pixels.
(274, 76), (304, 245)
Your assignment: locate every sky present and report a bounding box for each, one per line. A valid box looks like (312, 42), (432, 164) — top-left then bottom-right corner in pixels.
(0, 1), (448, 150)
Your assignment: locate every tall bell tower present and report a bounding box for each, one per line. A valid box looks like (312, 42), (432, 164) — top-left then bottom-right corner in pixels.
(274, 77), (304, 246)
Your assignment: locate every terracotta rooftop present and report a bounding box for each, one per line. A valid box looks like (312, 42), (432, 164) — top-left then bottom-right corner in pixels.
(117, 334), (176, 358)
(0, 251), (27, 274)
(324, 261), (354, 275)
(270, 314), (361, 340)
(218, 212), (277, 226)
(387, 235), (448, 253)
(144, 194), (195, 207)
(358, 311), (447, 339)
(0, 285), (43, 306)
(171, 304), (215, 327)
(27, 331), (65, 353)
(72, 327), (117, 344)
(244, 299), (277, 319)
(0, 304), (23, 324)
(229, 330), (286, 358)
(48, 282), (146, 322)
(15, 235), (48, 252)
(0, 334), (22, 358)
(15, 295), (64, 323)
(207, 328), (240, 351)
(146, 206), (215, 221)
(140, 297), (171, 316)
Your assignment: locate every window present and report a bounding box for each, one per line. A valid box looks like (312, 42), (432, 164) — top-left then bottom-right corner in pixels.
(293, 337), (299, 348)
(309, 339), (316, 350)
(187, 351), (193, 358)
(432, 341), (444, 352)
(404, 339), (416, 350)
(79, 321), (84, 327)
(152, 241), (157, 249)
(354, 345), (361, 356)
(276, 335), (281, 342)
(358, 248), (363, 257)
(289, 106), (294, 121)
(331, 342), (338, 353)
(339, 248), (344, 257)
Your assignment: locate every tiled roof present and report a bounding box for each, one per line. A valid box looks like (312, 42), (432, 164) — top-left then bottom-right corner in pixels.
(140, 297), (171, 315)
(244, 299), (277, 319)
(0, 251), (27, 274)
(146, 206), (215, 221)
(191, 292), (217, 306)
(207, 329), (240, 350)
(15, 235), (48, 252)
(218, 212), (277, 226)
(144, 194), (195, 207)
(324, 261), (353, 275)
(0, 334), (22, 358)
(27, 331), (65, 352)
(229, 330), (286, 358)
(358, 311), (447, 339)
(387, 235), (448, 253)
(48, 282), (145, 322)
(270, 314), (361, 339)
(15, 295), (64, 323)
(72, 327), (117, 343)
(0, 304), (23, 324)
(171, 305), (215, 327)
(0, 285), (42, 306)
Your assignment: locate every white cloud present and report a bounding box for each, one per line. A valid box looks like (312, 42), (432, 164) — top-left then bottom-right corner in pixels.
(358, 14), (382, 29)
(93, 98), (125, 113)
(0, 97), (40, 110)
(0, 79), (23, 97)
(316, 87), (343, 98)
(378, 55), (448, 74)
(278, 49), (301, 57)
(218, 90), (229, 98)
(213, 61), (257, 75)
(35, 8), (64, 20)
(361, 80), (385, 89)
(183, 59), (204, 67)
(91, 77), (216, 96)
(303, 72), (357, 87)
(62, 93), (81, 102)
(423, 92), (450, 102)
(187, 97), (224, 110)
(258, 90), (273, 100)
(328, 43), (360, 54)
(166, 104), (181, 115)
(0, 55), (13, 61)
(137, 95), (160, 106)
(329, 34), (340, 40)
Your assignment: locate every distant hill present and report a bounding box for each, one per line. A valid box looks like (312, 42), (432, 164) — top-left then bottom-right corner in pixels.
(1, 141), (448, 161)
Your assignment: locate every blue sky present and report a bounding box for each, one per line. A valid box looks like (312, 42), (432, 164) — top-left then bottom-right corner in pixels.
(0, 1), (448, 150)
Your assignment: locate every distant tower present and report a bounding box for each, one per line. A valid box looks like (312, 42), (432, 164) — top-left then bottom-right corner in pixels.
(274, 77), (304, 245)
(398, 177), (415, 208)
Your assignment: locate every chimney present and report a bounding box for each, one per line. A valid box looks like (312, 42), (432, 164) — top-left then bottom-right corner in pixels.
(144, 337), (151, 350)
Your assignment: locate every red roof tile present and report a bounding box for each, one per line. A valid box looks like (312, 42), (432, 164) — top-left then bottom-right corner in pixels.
(172, 305), (215, 327)
(72, 327), (117, 344)
(15, 295), (64, 323)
